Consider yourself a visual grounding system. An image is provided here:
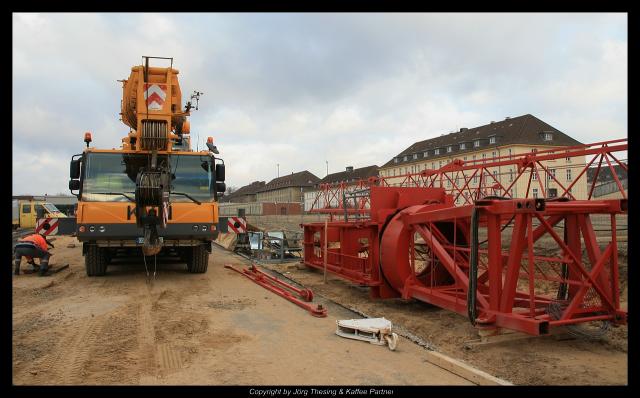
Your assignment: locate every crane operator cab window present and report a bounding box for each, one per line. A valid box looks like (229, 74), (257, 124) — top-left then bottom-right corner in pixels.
(81, 152), (215, 203)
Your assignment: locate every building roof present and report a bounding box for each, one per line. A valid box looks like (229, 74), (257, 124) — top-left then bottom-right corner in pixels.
(319, 165), (379, 185)
(257, 170), (320, 193)
(220, 181), (266, 202)
(382, 114), (582, 168)
(587, 163), (627, 183)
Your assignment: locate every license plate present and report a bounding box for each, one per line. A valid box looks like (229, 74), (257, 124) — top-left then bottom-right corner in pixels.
(136, 237), (145, 244)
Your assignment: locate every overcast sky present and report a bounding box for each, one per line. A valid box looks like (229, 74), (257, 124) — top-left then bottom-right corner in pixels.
(12, 13), (627, 195)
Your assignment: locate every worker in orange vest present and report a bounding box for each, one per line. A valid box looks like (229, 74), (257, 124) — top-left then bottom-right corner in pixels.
(13, 226), (55, 276)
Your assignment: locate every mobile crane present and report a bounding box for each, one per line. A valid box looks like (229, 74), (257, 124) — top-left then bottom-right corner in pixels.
(69, 56), (226, 276)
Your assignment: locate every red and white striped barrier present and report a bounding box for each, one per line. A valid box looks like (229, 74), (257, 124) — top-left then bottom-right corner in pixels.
(227, 216), (247, 233)
(35, 218), (59, 236)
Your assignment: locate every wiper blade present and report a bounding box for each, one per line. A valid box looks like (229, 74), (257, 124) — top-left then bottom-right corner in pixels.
(171, 192), (202, 205)
(89, 192), (135, 202)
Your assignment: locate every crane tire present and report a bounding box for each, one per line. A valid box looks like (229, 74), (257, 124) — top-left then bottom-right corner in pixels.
(85, 245), (107, 276)
(187, 244), (209, 273)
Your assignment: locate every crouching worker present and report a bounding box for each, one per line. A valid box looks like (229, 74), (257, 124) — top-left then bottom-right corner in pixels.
(14, 227), (55, 276)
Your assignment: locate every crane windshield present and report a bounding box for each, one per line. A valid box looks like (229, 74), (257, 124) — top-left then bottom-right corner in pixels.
(81, 152), (214, 203)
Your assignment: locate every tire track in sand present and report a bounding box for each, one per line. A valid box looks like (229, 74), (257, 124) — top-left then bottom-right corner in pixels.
(136, 284), (160, 383)
(35, 316), (103, 385)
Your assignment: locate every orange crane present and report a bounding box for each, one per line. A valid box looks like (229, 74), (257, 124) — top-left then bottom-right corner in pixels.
(69, 56), (226, 276)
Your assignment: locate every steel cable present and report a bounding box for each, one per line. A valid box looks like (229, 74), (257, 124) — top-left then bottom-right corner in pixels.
(467, 207), (479, 325)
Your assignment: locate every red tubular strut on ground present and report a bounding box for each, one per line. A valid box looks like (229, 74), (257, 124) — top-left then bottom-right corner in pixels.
(246, 264), (314, 301)
(224, 264), (327, 317)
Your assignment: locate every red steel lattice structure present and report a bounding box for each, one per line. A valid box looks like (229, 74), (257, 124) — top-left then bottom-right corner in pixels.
(308, 138), (627, 216)
(303, 138), (627, 335)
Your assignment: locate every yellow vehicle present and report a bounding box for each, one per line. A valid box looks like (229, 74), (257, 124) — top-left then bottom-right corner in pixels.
(68, 57), (226, 276)
(12, 200), (67, 230)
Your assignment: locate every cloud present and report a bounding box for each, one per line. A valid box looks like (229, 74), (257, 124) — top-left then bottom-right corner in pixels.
(12, 13), (627, 195)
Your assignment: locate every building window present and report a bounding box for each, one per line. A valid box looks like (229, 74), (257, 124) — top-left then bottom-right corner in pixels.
(394, 158), (398, 163)
(509, 169), (513, 182)
(435, 148), (440, 155)
(532, 188), (539, 198)
(531, 148), (538, 153)
(543, 132), (553, 141)
(473, 175), (478, 184)
(566, 153), (571, 162)
(423, 151), (428, 158)
(474, 140), (480, 148)
(463, 156), (467, 161)
(403, 155), (408, 161)
(489, 136), (496, 144)
(431, 162), (435, 169)
(482, 153), (486, 162)
(447, 146), (452, 153)
(393, 169), (396, 176)
(492, 151), (496, 158)
(493, 170), (498, 179)
(413, 153), (418, 160)
(566, 169), (572, 181)
(439, 160), (443, 167)
(508, 148), (512, 159)
(472, 155), (476, 161)
(532, 171), (537, 180)
(460, 143), (466, 150)
(548, 169), (556, 180)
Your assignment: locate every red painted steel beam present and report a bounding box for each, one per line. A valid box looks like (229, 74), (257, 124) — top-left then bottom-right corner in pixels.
(224, 264), (327, 317)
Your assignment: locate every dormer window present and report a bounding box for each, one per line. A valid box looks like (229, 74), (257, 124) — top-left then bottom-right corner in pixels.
(489, 135), (496, 144)
(403, 155), (408, 161)
(423, 151), (428, 157)
(413, 153), (418, 160)
(447, 145), (452, 153)
(474, 140), (480, 148)
(394, 157), (399, 163)
(543, 132), (553, 141)
(460, 143), (466, 150)
(434, 148), (440, 155)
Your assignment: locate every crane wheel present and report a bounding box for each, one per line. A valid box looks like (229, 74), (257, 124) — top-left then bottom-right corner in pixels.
(85, 245), (107, 276)
(187, 244), (209, 273)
